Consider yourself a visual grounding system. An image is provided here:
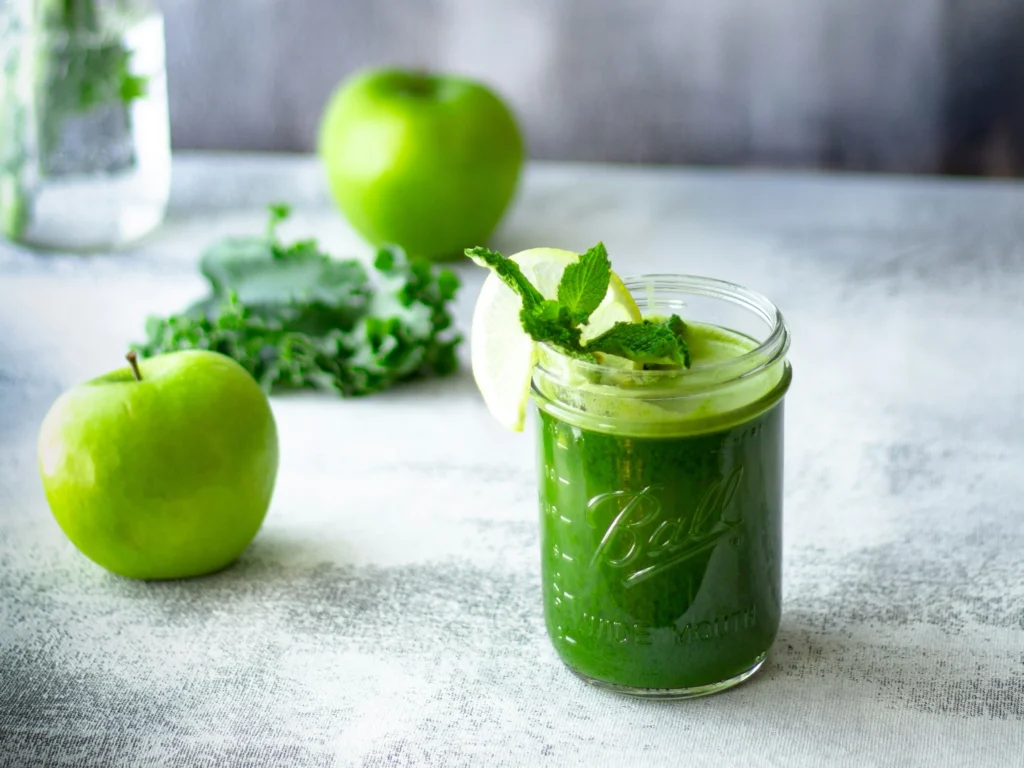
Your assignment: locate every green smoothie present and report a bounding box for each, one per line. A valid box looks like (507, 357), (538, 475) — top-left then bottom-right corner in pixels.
(533, 321), (791, 694)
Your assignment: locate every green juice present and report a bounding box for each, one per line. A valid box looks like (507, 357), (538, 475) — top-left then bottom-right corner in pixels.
(533, 320), (791, 695)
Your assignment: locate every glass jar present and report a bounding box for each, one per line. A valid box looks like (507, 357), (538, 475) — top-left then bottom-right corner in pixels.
(0, 0), (170, 251)
(531, 275), (792, 698)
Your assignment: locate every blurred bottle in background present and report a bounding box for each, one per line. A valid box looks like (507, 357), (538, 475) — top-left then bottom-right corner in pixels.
(0, 0), (170, 252)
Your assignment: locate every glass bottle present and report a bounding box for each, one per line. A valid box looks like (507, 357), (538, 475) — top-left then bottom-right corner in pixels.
(0, 0), (170, 251)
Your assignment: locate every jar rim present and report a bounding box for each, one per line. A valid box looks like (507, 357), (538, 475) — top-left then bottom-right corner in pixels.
(536, 273), (790, 390)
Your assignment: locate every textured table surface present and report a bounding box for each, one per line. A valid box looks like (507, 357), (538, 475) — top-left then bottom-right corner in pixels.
(1, 155), (1022, 767)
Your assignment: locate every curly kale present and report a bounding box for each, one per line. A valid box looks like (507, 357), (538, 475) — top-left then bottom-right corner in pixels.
(135, 205), (461, 396)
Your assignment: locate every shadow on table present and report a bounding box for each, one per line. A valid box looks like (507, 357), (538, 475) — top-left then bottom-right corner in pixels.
(86, 528), (540, 658)
(265, 364), (480, 404)
(239, 531), (359, 571)
(739, 612), (1024, 719)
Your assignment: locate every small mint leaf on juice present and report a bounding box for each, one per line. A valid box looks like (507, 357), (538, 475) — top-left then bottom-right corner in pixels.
(584, 319), (688, 367)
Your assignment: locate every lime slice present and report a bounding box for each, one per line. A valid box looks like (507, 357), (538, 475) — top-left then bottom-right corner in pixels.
(470, 247), (642, 431)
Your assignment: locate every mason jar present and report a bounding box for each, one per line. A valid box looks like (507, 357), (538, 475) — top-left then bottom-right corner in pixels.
(531, 275), (792, 698)
(0, 0), (170, 251)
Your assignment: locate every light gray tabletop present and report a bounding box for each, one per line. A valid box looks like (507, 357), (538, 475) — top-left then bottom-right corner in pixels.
(1, 154), (1022, 767)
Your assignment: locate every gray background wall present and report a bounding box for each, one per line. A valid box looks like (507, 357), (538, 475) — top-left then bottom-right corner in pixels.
(158, 0), (1024, 176)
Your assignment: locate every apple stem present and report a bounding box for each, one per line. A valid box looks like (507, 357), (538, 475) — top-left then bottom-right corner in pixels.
(126, 351), (143, 382)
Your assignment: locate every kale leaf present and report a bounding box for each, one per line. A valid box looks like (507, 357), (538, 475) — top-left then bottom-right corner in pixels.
(136, 205), (462, 396)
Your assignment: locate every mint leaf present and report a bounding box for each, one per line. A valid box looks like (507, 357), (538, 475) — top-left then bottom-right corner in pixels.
(267, 203), (291, 238)
(465, 247), (545, 312)
(520, 301), (584, 353)
(584, 315), (691, 367)
(467, 246), (586, 354)
(466, 244), (691, 370)
(664, 314), (692, 368)
(119, 72), (148, 103)
(557, 242), (611, 325)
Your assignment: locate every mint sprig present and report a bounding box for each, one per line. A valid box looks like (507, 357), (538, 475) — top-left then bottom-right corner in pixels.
(466, 244), (690, 368)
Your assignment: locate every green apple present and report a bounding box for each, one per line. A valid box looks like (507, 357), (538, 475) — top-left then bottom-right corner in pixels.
(318, 68), (524, 260)
(38, 350), (279, 580)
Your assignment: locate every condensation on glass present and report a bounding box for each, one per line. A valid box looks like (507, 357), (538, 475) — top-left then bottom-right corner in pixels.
(0, 0), (170, 251)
